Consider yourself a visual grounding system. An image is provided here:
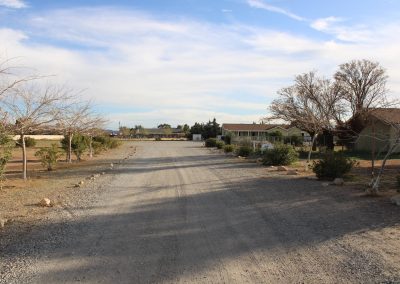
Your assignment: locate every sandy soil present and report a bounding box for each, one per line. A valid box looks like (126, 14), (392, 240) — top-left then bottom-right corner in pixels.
(0, 141), (399, 283)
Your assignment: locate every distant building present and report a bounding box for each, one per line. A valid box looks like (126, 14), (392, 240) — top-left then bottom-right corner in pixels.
(355, 108), (400, 153)
(192, 134), (202, 141)
(135, 128), (186, 139)
(221, 123), (309, 143)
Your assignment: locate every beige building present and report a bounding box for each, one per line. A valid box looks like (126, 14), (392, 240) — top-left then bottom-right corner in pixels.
(355, 108), (400, 153)
(221, 123), (309, 143)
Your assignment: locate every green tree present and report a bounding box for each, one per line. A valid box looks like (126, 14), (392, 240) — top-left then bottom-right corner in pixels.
(61, 134), (90, 161)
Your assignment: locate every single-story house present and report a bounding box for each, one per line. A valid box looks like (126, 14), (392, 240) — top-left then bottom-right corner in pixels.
(221, 123), (310, 143)
(355, 108), (400, 153)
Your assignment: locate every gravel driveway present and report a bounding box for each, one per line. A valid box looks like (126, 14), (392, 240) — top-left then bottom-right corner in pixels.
(1, 141), (399, 283)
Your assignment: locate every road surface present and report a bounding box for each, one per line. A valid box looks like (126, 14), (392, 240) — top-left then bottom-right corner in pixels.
(1, 141), (400, 283)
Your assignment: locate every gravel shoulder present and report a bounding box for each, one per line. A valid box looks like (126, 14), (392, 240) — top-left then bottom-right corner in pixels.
(1, 141), (399, 283)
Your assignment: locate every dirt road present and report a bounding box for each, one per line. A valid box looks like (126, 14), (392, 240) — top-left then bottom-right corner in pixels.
(1, 141), (399, 283)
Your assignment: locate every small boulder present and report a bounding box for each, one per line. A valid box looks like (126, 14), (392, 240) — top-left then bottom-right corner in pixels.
(0, 218), (7, 228)
(110, 163), (114, 169)
(287, 170), (298, 175)
(277, 166), (288, 171)
(391, 195), (400, 206)
(39, 198), (51, 207)
(322, 182), (330, 187)
(79, 180), (84, 185)
(333, 178), (344, 186)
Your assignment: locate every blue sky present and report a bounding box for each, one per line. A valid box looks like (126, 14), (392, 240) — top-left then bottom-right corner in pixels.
(1, 0), (399, 128)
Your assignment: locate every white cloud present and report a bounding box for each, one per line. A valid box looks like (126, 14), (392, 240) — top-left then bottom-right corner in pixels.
(0, 0), (27, 9)
(310, 17), (373, 42)
(246, 0), (306, 21)
(1, 7), (400, 128)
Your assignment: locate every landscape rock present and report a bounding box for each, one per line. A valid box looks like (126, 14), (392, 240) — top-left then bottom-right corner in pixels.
(390, 195), (400, 206)
(79, 180), (84, 185)
(322, 182), (330, 187)
(101, 172), (106, 175)
(333, 178), (344, 186)
(39, 198), (52, 207)
(287, 170), (298, 175)
(0, 218), (7, 228)
(110, 163), (114, 169)
(277, 166), (288, 171)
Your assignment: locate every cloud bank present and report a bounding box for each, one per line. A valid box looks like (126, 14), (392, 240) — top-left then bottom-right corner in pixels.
(0, 7), (399, 128)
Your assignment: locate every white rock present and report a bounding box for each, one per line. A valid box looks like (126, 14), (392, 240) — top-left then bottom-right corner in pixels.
(390, 195), (400, 206)
(0, 218), (7, 228)
(78, 181), (84, 185)
(110, 163), (114, 168)
(287, 170), (298, 175)
(322, 182), (330, 187)
(277, 166), (288, 171)
(333, 178), (344, 186)
(39, 198), (51, 207)
(101, 172), (106, 175)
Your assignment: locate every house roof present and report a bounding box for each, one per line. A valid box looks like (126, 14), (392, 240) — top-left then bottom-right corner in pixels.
(222, 123), (293, 132)
(371, 108), (400, 125)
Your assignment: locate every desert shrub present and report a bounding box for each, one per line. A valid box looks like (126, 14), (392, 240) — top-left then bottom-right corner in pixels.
(108, 139), (121, 149)
(93, 136), (121, 149)
(92, 141), (105, 155)
(236, 145), (252, 157)
(215, 140), (225, 149)
(205, 138), (217, 147)
(223, 133), (232, 145)
(0, 131), (12, 186)
(35, 144), (63, 171)
(223, 144), (235, 153)
(262, 144), (299, 166)
(18, 136), (36, 148)
(311, 151), (357, 180)
(155, 137), (162, 141)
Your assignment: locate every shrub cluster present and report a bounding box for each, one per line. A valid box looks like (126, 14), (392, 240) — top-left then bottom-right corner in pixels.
(262, 144), (298, 166)
(236, 145), (252, 157)
(205, 138), (217, 147)
(215, 140), (225, 149)
(311, 152), (357, 180)
(18, 136), (36, 148)
(93, 136), (121, 149)
(223, 144), (235, 153)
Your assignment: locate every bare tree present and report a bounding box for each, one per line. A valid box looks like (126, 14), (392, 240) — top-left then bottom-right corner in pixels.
(269, 71), (342, 163)
(1, 83), (69, 180)
(334, 59), (394, 147)
(0, 58), (44, 97)
(57, 100), (103, 162)
(334, 59), (389, 117)
(82, 116), (107, 158)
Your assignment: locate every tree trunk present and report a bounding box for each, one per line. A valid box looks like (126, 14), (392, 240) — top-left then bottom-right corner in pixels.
(306, 133), (318, 171)
(21, 134), (27, 180)
(370, 139), (399, 194)
(68, 134), (73, 163)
